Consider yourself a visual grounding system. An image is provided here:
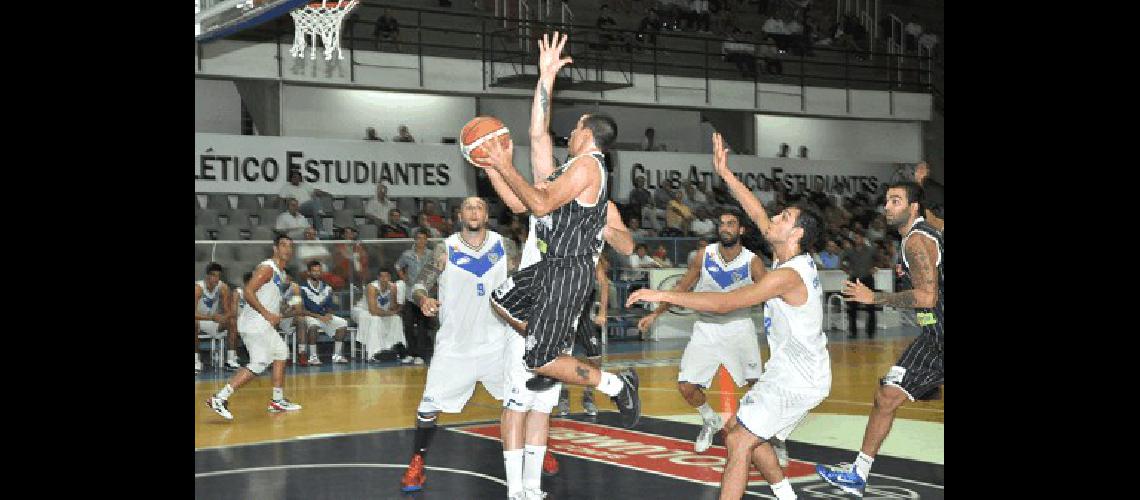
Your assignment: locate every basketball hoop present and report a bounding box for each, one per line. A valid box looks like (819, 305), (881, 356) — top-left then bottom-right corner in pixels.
(289, 0), (359, 61)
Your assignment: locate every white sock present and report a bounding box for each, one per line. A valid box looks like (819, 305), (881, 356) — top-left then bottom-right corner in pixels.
(696, 402), (721, 428)
(503, 449), (524, 496)
(298, 345), (307, 353)
(217, 384), (234, 400)
(596, 371), (623, 397)
(227, 349), (237, 362)
(309, 344), (318, 356)
(522, 444), (546, 491)
(771, 479), (796, 500)
(854, 452), (874, 480)
(273, 387), (284, 401)
(334, 341), (343, 356)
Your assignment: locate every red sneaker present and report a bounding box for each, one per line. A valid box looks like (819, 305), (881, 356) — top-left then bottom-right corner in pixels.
(542, 450), (560, 476)
(400, 453), (426, 492)
(297, 355), (309, 367)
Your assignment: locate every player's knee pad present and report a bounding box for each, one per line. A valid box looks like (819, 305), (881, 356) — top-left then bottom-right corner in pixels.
(416, 411), (439, 428)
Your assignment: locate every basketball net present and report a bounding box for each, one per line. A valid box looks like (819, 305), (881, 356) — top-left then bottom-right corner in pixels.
(290, 0), (359, 61)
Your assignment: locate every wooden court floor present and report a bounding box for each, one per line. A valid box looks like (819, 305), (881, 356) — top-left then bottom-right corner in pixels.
(195, 336), (944, 450)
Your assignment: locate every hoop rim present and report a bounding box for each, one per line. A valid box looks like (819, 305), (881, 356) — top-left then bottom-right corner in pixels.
(304, 0), (353, 9)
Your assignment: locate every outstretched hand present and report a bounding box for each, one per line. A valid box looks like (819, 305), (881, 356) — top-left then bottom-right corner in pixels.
(479, 134), (514, 171)
(915, 161), (929, 185)
(626, 288), (664, 308)
(538, 32), (573, 78)
(842, 279), (874, 304)
(712, 132), (731, 179)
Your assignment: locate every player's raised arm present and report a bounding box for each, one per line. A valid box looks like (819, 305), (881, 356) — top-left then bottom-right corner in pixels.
(602, 200), (635, 255)
(711, 132), (770, 235)
(629, 267), (801, 315)
(481, 136), (596, 218)
(530, 31), (573, 182)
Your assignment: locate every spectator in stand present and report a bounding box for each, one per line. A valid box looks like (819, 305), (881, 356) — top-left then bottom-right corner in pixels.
(866, 217), (887, 242)
(689, 207), (716, 238)
(332, 226), (369, 288)
(379, 208), (411, 238)
(649, 181), (676, 229)
(420, 199), (447, 233)
(651, 243), (674, 267)
(691, 0), (710, 32)
(596, 4), (620, 48)
(278, 170), (332, 236)
(365, 127), (385, 141)
(412, 213), (442, 238)
(364, 183), (396, 227)
(628, 216), (655, 241)
(624, 243), (662, 281)
(687, 238), (709, 265)
(724, 27), (758, 78)
(641, 128), (657, 151)
(275, 198), (311, 240)
(637, 8), (662, 47)
(904, 14), (923, 52)
(627, 174), (653, 223)
(814, 239), (841, 269)
(374, 8), (401, 51)
(295, 227), (332, 271)
(832, 14), (865, 60)
(392, 125), (416, 143)
(395, 229), (432, 365)
(663, 188), (694, 236)
(841, 231), (877, 339)
(776, 142), (791, 157)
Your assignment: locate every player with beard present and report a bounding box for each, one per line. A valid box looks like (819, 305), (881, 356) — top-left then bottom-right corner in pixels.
(636, 208), (771, 456)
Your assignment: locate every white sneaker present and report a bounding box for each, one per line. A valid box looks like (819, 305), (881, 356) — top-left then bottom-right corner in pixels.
(267, 398), (303, 412)
(523, 489), (547, 499)
(695, 413), (725, 453)
(413, 357), (425, 365)
(401, 356), (414, 363)
(771, 438), (789, 468)
(195, 359), (203, 375)
(308, 354), (322, 366)
(225, 359), (242, 371)
(331, 354), (349, 364)
(207, 396), (233, 420)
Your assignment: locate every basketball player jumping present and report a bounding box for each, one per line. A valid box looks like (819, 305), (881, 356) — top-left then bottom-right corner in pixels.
(398, 196), (519, 493)
(478, 32), (641, 429)
(628, 134), (830, 500)
(636, 207), (770, 456)
(206, 235), (302, 420)
(814, 181), (943, 497)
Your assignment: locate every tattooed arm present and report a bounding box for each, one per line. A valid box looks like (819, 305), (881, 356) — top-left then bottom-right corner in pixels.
(502, 237), (520, 273)
(844, 233), (938, 308)
(411, 244), (449, 307)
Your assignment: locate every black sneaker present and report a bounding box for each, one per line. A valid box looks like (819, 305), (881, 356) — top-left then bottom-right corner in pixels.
(525, 375), (558, 392)
(610, 369), (641, 428)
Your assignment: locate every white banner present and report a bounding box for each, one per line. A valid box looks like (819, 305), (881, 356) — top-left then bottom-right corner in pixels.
(609, 151), (898, 202)
(194, 133), (475, 197)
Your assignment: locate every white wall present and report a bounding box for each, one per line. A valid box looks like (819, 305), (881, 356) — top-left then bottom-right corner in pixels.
(280, 86), (476, 142)
(195, 79), (242, 134)
(755, 115), (922, 163)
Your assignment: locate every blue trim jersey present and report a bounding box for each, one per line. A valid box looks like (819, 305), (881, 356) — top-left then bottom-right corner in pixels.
(300, 279), (334, 315)
(196, 280), (221, 316)
(436, 230), (512, 356)
(692, 243), (757, 324)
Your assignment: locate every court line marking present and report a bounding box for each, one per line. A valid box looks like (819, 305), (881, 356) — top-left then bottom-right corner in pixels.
(194, 463), (507, 486)
(454, 421), (944, 491)
(194, 427), (407, 451)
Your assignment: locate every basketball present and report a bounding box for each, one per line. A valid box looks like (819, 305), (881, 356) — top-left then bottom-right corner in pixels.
(460, 116), (510, 167)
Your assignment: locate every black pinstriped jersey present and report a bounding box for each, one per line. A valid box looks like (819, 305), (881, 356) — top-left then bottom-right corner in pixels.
(534, 152), (608, 259)
(898, 217), (943, 335)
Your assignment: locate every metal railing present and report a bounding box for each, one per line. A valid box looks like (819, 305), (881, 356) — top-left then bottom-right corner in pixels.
(216, 2), (933, 99)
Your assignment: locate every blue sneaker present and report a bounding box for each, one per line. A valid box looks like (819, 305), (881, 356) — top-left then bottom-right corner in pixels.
(814, 462), (866, 497)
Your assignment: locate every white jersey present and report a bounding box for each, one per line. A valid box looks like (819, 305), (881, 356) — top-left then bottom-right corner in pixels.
(693, 243), (757, 324)
(759, 254), (830, 394)
(239, 259), (286, 326)
(370, 280), (394, 310)
(196, 280), (223, 316)
(436, 231), (511, 356)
